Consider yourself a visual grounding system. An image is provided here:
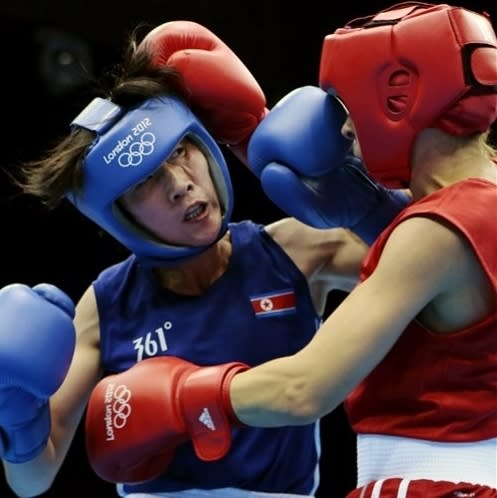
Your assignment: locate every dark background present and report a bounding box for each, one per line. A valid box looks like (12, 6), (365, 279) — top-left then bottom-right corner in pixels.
(0, 1), (494, 497)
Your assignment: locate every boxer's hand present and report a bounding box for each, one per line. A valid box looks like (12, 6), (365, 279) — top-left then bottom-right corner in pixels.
(247, 86), (410, 244)
(0, 283), (76, 462)
(85, 356), (249, 483)
(138, 20), (267, 165)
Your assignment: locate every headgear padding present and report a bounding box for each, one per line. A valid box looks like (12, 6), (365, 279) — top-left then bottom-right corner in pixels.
(68, 95), (234, 266)
(319, 2), (497, 186)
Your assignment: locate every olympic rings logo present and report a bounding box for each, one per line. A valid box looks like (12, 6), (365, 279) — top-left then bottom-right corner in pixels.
(112, 384), (132, 429)
(118, 132), (156, 168)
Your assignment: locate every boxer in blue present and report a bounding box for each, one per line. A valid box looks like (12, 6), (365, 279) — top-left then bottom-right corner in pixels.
(2, 20), (408, 498)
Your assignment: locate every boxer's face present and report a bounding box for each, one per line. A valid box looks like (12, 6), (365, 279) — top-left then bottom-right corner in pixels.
(341, 115), (362, 160)
(119, 138), (222, 247)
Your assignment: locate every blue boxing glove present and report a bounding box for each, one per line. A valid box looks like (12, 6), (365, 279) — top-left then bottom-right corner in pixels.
(0, 283), (76, 463)
(247, 86), (410, 244)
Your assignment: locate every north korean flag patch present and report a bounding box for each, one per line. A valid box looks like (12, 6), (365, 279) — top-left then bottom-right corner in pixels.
(250, 289), (296, 318)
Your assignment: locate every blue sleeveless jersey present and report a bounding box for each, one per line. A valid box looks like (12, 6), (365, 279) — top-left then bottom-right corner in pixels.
(93, 220), (322, 495)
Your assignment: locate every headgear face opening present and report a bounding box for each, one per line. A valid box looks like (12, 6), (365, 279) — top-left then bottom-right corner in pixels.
(319, 2), (497, 186)
(68, 95), (234, 266)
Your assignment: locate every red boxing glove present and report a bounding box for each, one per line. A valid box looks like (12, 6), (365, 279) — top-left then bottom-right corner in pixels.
(138, 20), (268, 165)
(85, 356), (249, 484)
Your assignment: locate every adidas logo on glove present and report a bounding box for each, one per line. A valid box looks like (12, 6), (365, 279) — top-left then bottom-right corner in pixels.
(198, 408), (216, 431)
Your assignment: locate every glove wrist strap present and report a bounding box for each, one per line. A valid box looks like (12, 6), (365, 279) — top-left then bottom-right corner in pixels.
(181, 362), (249, 461)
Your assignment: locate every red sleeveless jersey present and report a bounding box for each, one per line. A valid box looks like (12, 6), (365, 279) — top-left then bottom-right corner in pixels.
(345, 179), (497, 442)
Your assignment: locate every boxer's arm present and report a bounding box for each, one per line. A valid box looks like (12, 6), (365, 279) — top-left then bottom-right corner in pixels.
(265, 218), (368, 314)
(230, 216), (472, 426)
(3, 285), (102, 498)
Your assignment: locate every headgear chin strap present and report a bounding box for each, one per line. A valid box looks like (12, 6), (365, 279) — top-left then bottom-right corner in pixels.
(68, 95), (234, 267)
(319, 2), (497, 186)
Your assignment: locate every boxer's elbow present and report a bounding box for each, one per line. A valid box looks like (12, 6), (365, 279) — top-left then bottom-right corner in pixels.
(281, 376), (331, 424)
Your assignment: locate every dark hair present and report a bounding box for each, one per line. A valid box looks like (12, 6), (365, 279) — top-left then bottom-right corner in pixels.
(10, 24), (190, 209)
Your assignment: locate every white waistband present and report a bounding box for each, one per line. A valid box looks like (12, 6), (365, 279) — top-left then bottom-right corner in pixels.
(124, 489), (312, 498)
(356, 434), (497, 488)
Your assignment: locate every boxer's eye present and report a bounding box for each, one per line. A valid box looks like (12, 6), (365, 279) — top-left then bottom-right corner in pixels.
(167, 144), (186, 163)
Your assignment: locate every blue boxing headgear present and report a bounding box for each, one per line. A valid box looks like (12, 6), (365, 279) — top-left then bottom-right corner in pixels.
(68, 95), (234, 266)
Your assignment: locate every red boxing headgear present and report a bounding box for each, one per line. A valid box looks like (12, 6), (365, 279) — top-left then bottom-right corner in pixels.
(319, 2), (497, 186)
